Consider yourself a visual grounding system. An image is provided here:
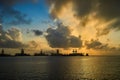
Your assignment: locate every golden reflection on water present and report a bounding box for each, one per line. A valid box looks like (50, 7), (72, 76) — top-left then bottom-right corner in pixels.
(0, 56), (120, 80)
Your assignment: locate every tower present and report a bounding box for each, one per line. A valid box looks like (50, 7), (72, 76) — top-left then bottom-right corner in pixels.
(40, 50), (43, 54)
(21, 48), (24, 54)
(56, 49), (59, 54)
(75, 50), (77, 53)
(1, 49), (4, 54)
(72, 49), (75, 54)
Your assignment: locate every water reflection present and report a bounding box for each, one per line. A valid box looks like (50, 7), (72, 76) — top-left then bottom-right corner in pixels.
(0, 56), (120, 80)
(46, 56), (120, 80)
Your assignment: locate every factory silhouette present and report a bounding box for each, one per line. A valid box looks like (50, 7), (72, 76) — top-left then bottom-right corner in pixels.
(0, 48), (89, 57)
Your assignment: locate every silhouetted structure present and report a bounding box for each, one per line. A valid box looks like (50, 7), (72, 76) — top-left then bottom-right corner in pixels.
(50, 49), (89, 56)
(72, 50), (75, 54)
(68, 49), (84, 56)
(15, 49), (30, 56)
(0, 49), (11, 57)
(86, 53), (89, 56)
(51, 49), (63, 56)
(0, 48), (89, 57)
(72, 49), (77, 54)
(56, 49), (59, 54)
(34, 50), (48, 56)
(21, 48), (24, 55)
(40, 50), (43, 54)
(1, 49), (4, 54)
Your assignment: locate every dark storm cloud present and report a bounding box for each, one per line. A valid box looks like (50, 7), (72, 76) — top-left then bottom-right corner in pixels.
(32, 30), (43, 36)
(98, 0), (120, 20)
(47, 0), (120, 20)
(0, 40), (27, 48)
(96, 0), (120, 36)
(0, 0), (32, 25)
(47, 0), (120, 35)
(0, 25), (27, 48)
(73, 0), (94, 18)
(45, 23), (82, 48)
(85, 39), (108, 50)
(69, 35), (82, 48)
(46, 0), (94, 19)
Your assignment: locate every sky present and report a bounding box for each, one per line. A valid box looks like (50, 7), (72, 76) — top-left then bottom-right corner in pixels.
(0, 0), (120, 55)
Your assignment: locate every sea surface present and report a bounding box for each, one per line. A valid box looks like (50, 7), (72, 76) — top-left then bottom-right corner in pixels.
(0, 56), (120, 80)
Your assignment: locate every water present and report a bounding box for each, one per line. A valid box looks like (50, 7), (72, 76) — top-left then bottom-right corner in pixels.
(0, 56), (120, 80)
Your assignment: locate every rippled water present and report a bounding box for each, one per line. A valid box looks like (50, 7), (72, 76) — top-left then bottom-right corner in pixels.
(0, 56), (120, 80)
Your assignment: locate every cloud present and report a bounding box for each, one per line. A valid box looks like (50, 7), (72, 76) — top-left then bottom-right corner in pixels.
(45, 23), (82, 48)
(0, 0), (32, 25)
(47, 0), (94, 21)
(0, 40), (27, 48)
(47, 0), (120, 36)
(69, 35), (82, 48)
(0, 25), (27, 48)
(47, 0), (72, 19)
(28, 40), (39, 48)
(85, 39), (120, 54)
(0, 25), (45, 49)
(7, 27), (23, 42)
(85, 39), (108, 50)
(0, 25), (42, 49)
(73, 0), (94, 18)
(97, 0), (120, 20)
(32, 30), (43, 36)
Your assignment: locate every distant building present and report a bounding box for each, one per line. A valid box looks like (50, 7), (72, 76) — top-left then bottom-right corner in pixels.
(56, 49), (59, 54)
(21, 48), (24, 54)
(72, 49), (77, 54)
(15, 48), (30, 56)
(34, 50), (48, 56)
(1, 49), (4, 54)
(50, 49), (63, 56)
(74, 50), (77, 54)
(40, 50), (43, 54)
(86, 53), (89, 56)
(72, 50), (75, 53)
(0, 49), (11, 57)
(69, 49), (84, 56)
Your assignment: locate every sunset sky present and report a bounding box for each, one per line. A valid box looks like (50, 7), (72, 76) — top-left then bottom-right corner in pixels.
(0, 0), (120, 55)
